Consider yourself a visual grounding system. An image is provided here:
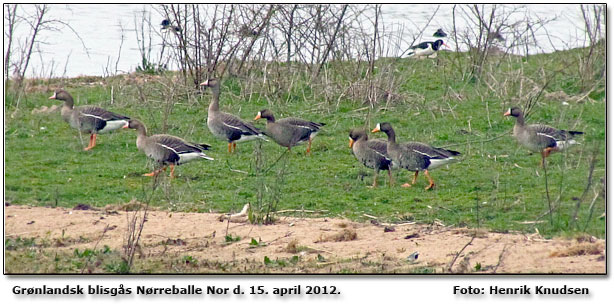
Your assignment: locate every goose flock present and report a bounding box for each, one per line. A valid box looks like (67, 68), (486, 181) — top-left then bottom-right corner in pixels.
(48, 73), (583, 189)
(46, 33), (582, 187)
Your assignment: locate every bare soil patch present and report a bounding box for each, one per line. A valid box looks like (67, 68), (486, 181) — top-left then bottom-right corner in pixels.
(4, 205), (605, 274)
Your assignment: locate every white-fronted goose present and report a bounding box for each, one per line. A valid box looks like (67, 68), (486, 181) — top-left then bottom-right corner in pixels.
(349, 128), (392, 187)
(504, 107), (583, 166)
(372, 122), (460, 190)
(49, 89), (130, 150)
(407, 39), (447, 58)
(200, 78), (265, 153)
(254, 109), (324, 154)
(126, 119), (213, 178)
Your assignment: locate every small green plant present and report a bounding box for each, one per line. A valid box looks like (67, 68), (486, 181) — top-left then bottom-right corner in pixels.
(249, 238), (267, 248)
(104, 259), (130, 274)
(224, 234), (241, 243)
(474, 262), (482, 271)
(411, 267), (436, 274)
(136, 57), (166, 75)
(182, 255), (198, 266)
(73, 248), (95, 258)
(5, 237), (36, 250)
(263, 255), (300, 267)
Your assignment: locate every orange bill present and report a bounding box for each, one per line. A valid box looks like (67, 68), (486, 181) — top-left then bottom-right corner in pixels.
(349, 137), (354, 148)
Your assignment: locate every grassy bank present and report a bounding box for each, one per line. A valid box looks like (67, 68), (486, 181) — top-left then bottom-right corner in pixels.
(4, 47), (605, 239)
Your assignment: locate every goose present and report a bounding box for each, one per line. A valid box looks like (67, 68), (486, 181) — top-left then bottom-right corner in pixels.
(200, 78), (266, 153)
(49, 89), (130, 151)
(407, 39), (447, 58)
(504, 107), (583, 166)
(254, 109), (324, 154)
(349, 128), (392, 187)
(372, 122), (460, 190)
(126, 119), (213, 178)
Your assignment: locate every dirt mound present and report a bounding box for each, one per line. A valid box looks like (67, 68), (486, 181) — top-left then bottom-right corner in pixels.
(4, 205), (605, 274)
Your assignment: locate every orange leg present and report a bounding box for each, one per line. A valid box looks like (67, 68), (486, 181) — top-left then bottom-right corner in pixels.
(540, 147), (555, 167)
(306, 138), (312, 155)
(169, 164), (176, 178)
(228, 142), (232, 153)
(424, 170), (435, 190)
(411, 171), (419, 185)
(84, 134), (96, 151)
(143, 166), (167, 177)
(233, 142), (237, 153)
(91, 134), (97, 149)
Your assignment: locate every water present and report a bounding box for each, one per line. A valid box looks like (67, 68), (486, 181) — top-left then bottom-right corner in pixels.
(6, 4), (596, 78)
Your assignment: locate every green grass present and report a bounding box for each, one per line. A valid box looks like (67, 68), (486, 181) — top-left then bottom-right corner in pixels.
(4, 48), (605, 238)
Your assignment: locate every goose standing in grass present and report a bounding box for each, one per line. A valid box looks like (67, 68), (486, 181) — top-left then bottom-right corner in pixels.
(349, 128), (392, 187)
(200, 78), (265, 153)
(254, 109), (324, 154)
(49, 89), (130, 151)
(504, 107), (583, 167)
(372, 122), (460, 190)
(407, 39), (447, 58)
(126, 119), (213, 178)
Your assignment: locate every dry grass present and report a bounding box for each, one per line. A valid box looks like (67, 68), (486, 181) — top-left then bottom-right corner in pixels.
(549, 242), (604, 257)
(316, 228), (358, 243)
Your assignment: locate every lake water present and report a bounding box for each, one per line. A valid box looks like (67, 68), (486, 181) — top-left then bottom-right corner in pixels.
(7, 4), (597, 78)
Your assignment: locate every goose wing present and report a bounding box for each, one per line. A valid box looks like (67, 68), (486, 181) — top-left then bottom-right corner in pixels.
(528, 124), (583, 142)
(75, 106), (129, 131)
(278, 117), (325, 131)
(149, 134), (210, 163)
(219, 112), (262, 136)
(403, 141), (460, 159)
(366, 139), (389, 156)
(79, 106), (130, 121)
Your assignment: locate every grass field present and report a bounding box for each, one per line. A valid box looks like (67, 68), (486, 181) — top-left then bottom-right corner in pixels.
(4, 47), (606, 239)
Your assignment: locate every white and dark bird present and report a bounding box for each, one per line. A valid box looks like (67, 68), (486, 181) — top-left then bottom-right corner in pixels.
(407, 39), (447, 58)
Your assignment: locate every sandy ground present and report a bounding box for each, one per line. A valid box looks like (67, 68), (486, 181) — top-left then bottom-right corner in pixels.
(4, 204), (606, 274)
